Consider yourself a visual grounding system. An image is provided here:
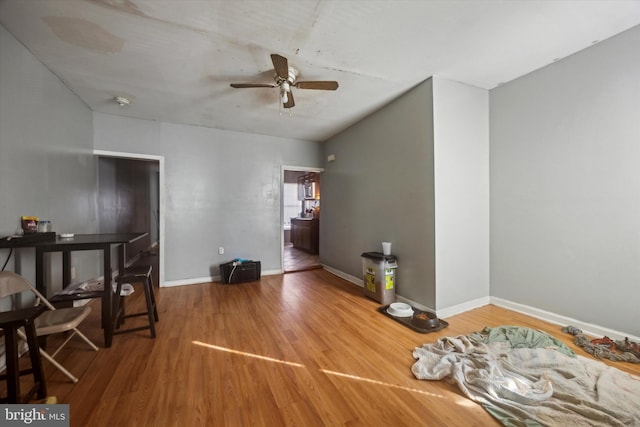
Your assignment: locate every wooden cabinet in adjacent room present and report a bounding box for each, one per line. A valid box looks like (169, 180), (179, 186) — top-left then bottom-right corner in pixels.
(291, 218), (319, 254)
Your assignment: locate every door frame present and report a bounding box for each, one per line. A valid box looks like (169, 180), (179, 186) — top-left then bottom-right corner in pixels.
(94, 149), (165, 287)
(281, 165), (324, 273)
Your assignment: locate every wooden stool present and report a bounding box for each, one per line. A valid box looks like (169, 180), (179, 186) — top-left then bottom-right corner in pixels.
(0, 305), (47, 403)
(113, 265), (158, 338)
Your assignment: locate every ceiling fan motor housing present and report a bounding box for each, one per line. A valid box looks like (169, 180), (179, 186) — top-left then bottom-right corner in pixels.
(277, 67), (299, 86)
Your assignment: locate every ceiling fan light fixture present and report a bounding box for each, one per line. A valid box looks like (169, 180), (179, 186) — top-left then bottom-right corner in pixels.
(230, 53), (338, 110)
(280, 82), (290, 104)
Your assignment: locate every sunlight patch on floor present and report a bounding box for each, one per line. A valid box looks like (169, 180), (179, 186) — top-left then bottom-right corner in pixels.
(454, 397), (479, 408)
(192, 340), (305, 368)
(320, 368), (445, 398)
(193, 340), (457, 400)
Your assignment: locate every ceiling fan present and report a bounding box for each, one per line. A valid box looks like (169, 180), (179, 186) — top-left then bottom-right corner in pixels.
(230, 54), (339, 109)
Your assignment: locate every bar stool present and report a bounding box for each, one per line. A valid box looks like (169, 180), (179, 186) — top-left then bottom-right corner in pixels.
(0, 305), (47, 403)
(113, 265), (158, 338)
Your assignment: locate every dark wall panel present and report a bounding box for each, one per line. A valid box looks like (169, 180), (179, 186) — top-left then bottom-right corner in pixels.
(98, 157), (159, 264)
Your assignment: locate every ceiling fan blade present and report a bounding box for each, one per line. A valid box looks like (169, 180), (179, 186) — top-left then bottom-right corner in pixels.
(230, 83), (277, 88)
(283, 90), (295, 109)
(294, 81), (339, 90)
(271, 54), (289, 80)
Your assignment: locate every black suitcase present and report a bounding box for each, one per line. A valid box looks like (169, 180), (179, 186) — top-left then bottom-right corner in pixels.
(220, 260), (261, 284)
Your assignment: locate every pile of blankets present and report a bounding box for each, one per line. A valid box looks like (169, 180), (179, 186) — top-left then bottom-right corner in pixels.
(412, 326), (640, 426)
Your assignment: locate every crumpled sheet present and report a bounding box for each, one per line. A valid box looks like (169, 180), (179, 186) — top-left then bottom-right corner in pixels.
(480, 325), (575, 358)
(412, 326), (640, 427)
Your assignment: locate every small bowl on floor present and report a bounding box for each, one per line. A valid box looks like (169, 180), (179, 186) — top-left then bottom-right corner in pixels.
(387, 302), (413, 317)
(413, 310), (440, 328)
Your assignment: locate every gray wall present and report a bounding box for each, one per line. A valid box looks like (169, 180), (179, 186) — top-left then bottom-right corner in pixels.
(321, 77), (490, 312)
(93, 113), (323, 283)
(0, 25), (98, 292)
(321, 80), (437, 307)
(490, 25), (640, 335)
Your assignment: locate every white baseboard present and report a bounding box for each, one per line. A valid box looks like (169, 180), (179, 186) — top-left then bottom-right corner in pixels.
(162, 276), (214, 287)
(161, 269), (282, 288)
(322, 264), (363, 287)
(491, 296), (640, 342)
(435, 296), (491, 319)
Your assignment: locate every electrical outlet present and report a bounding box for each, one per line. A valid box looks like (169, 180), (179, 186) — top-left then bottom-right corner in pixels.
(218, 246), (224, 255)
(71, 266), (76, 280)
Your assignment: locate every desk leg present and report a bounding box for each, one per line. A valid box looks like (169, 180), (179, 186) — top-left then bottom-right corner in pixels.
(35, 247), (45, 295)
(62, 251), (71, 288)
(117, 244), (126, 327)
(103, 247), (113, 348)
(4, 327), (20, 403)
(118, 243), (126, 276)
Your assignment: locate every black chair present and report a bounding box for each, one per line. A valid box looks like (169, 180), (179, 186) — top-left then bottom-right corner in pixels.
(0, 305), (47, 403)
(113, 265), (158, 338)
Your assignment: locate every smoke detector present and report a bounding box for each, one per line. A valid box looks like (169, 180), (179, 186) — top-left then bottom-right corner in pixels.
(114, 96), (131, 107)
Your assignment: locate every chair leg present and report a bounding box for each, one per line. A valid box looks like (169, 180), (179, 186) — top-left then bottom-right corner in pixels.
(4, 327), (21, 403)
(49, 331), (76, 358)
(148, 276), (159, 322)
(73, 328), (99, 351)
(112, 281), (124, 331)
(17, 327), (93, 384)
(118, 296), (125, 327)
(38, 348), (78, 383)
(142, 279), (156, 338)
(23, 322), (47, 400)
(50, 329), (99, 354)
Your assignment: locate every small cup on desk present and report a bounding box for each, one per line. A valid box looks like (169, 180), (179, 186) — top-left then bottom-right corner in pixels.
(382, 242), (392, 255)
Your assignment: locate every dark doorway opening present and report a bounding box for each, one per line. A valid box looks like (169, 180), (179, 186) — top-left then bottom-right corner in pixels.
(98, 157), (160, 271)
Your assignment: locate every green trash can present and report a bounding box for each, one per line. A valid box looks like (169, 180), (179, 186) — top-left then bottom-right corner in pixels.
(361, 252), (398, 305)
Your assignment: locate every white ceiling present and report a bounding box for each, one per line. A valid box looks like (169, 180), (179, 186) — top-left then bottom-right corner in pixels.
(2, 0), (640, 142)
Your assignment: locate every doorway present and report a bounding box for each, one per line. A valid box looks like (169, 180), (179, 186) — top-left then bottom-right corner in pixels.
(282, 166), (323, 273)
(94, 150), (164, 286)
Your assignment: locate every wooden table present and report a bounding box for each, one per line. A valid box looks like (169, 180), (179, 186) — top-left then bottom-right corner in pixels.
(1, 233), (147, 347)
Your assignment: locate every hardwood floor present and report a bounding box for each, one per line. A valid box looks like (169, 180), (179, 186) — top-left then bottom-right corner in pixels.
(11, 269), (640, 426)
(283, 243), (320, 272)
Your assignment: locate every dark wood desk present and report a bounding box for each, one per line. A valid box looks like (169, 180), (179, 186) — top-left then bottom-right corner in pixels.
(2, 233), (147, 347)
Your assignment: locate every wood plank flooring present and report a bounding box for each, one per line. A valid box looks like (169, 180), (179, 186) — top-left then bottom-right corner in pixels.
(284, 243), (320, 272)
(12, 269), (640, 426)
